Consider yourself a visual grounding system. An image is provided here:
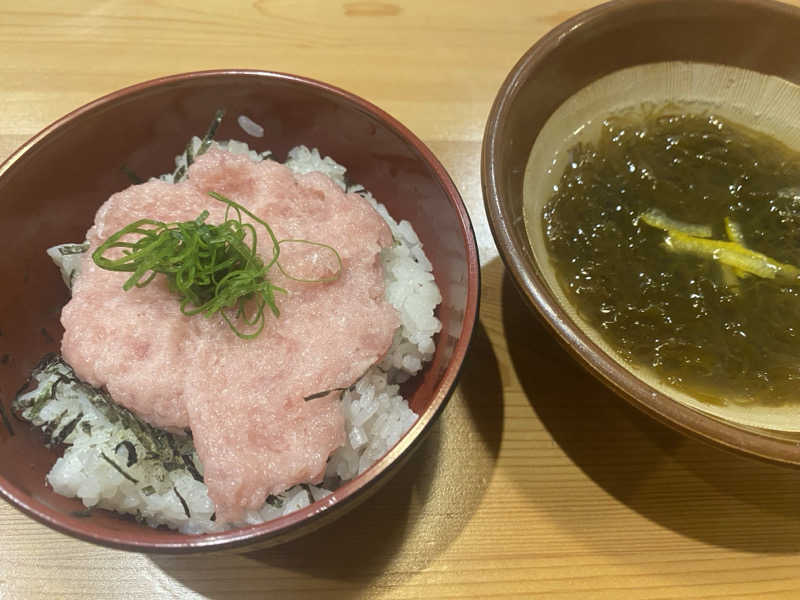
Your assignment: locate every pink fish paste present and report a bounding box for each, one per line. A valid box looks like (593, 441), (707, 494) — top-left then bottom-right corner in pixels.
(61, 148), (400, 522)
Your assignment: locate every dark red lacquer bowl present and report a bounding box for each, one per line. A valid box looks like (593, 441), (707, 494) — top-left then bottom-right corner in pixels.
(0, 70), (479, 552)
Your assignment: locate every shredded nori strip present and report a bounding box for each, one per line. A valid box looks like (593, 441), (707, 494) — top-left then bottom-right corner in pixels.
(266, 495), (284, 509)
(197, 109), (225, 155)
(55, 243), (90, 256)
(100, 452), (139, 484)
(13, 353), (53, 405)
(15, 356), (198, 480)
(24, 376), (60, 421)
(181, 454), (204, 483)
(70, 509), (92, 518)
(172, 108), (225, 182)
(174, 486), (191, 518)
(165, 434), (178, 453)
(42, 409), (68, 445)
(12, 351), (331, 527)
(301, 484), (314, 505)
(121, 165), (144, 185)
(115, 440), (138, 467)
(304, 387), (346, 402)
(0, 402), (14, 436)
(53, 412), (83, 447)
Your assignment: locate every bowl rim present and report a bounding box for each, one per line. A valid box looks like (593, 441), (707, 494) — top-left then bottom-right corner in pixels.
(0, 68), (481, 552)
(481, 0), (800, 467)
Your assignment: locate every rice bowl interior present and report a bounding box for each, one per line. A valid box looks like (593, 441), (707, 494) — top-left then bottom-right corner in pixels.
(16, 135), (443, 533)
(0, 70), (479, 552)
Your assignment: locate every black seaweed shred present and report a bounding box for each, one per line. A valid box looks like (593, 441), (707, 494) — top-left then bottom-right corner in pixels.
(52, 411), (83, 447)
(55, 243), (89, 256)
(120, 165), (144, 185)
(301, 484), (314, 505)
(115, 440), (138, 467)
(25, 375), (61, 421)
(266, 495), (283, 508)
(14, 355), (201, 485)
(304, 387), (346, 402)
(42, 409), (68, 446)
(174, 486), (191, 518)
(12, 353), (52, 403)
(100, 452), (139, 484)
(181, 454), (204, 483)
(172, 108), (225, 182)
(0, 402), (14, 436)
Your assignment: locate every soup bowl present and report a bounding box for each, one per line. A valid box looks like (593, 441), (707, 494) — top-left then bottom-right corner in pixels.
(0, 69), (480, 552)
(482, 0), (800, 465)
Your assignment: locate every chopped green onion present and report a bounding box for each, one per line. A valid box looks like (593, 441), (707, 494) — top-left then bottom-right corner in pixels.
(92, 191), (342, 339)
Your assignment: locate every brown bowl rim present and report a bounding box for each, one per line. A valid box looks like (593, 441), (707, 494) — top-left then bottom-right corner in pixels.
(0, 68), (481, 552)
(481, 0), (800, 468)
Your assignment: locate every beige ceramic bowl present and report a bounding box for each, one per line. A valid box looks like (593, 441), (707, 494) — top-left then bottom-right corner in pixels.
(482, 0), (800, 465)
(0, 70), (479, 552)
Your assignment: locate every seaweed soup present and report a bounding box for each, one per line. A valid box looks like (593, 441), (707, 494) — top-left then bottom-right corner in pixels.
(538, 103), (800, 408)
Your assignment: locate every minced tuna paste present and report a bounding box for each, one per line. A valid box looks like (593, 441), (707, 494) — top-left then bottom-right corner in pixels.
(61, 147), (400, 523)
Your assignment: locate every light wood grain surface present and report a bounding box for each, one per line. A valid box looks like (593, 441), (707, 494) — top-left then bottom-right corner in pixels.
(4, 1), (800, 598)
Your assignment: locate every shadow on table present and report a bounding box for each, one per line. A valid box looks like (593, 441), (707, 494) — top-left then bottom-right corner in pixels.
(501, 267), (800, 554)
(150, 291), (503, 597)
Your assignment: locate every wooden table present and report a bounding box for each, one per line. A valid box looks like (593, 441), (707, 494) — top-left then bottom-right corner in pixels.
(4, 2), (800, 598)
